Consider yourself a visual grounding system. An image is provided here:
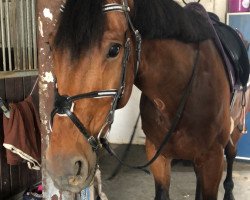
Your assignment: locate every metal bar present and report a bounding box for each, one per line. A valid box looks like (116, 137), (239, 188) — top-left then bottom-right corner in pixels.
(0, 0), (6, 71)
(20, 0), (26, 70)
(26, 0), (32, 70)
(31, 0), (37, 69)
(16, 0), (21, 70)
(13, 0), (20, 70)
(0, 0), (37, 72)
(6, 0), (12, 71)
(0, 69), (38, 79)
(10, 0), (15, 69)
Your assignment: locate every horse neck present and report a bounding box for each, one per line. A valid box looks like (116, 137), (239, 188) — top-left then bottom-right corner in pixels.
(135, 39), (231, 122)
(135, 39), (198, 112)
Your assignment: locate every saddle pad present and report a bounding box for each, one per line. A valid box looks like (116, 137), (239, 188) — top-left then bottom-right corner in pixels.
(209, 13), (250, 87)
(185, 3), (250, 90)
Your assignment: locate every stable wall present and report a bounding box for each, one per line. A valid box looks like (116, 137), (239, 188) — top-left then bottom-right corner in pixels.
(0, 76), (41, 199)
(108, 0), (228, 145)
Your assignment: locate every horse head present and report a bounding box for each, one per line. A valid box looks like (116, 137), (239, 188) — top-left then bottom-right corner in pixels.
(46, 0), (139, 192)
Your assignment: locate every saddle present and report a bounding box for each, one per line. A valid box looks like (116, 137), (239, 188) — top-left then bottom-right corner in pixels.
(185, 3), (250, 90)
(209, 12), (250, 88)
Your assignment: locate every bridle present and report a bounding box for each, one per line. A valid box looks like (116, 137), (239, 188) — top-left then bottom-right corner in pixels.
(51, 0), (200, 174)
(51, 0), (142, 151)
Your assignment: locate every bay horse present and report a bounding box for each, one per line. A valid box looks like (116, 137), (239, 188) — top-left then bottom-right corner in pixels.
(46, 0), (250, 199)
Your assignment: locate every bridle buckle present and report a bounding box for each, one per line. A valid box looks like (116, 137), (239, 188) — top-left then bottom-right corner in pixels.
(88, 136), (100, 151)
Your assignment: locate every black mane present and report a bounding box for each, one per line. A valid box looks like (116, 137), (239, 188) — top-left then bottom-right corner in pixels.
(54, 0), (212, 59)
(133, 0), (212, 42)
(54, 0), (105, 59)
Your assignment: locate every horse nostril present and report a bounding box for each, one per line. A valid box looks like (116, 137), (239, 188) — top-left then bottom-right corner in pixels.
(75, 160), (82, 176)
(68, 174), (84, 187)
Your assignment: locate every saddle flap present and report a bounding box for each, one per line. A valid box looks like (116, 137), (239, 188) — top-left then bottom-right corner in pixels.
(209, 13), (250, 87)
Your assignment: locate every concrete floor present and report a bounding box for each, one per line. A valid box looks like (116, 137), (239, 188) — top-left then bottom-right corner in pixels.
(99, 145), (250, 200)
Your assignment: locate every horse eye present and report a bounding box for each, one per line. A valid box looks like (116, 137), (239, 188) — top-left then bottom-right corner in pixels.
(107, 43), (121, 58)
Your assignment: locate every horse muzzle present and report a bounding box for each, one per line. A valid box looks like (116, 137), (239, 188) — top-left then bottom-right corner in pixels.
(46, 152), (97, 193)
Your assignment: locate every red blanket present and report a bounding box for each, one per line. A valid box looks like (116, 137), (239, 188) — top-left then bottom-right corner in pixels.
(3, 96), (41, 170)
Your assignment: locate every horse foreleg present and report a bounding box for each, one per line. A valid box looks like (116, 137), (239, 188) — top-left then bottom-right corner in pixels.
(194, 146), (224, 200)
(145, 138), (171, 200)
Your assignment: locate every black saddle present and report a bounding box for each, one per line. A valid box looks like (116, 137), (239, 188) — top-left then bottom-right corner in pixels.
(209, 12), (250, 87)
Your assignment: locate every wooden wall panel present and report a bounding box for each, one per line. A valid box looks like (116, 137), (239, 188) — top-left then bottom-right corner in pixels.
(0, 79), (11, 199)
(5, 78), (23, 195)
(0, 76), (41, 199)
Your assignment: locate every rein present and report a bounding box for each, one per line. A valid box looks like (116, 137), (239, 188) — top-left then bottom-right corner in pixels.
(51, 0), (200, 174)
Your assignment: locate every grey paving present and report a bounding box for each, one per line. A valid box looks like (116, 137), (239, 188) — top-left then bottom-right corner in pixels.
(99, 145), (250, 200)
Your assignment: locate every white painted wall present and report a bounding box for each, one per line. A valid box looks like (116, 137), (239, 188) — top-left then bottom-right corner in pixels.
(108, 0), (228, 145)
(108, 86), (145, 144)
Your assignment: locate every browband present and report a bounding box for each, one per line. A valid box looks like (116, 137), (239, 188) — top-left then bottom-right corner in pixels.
(60, 3), (130, 13)
(103, 3), (130, 13)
